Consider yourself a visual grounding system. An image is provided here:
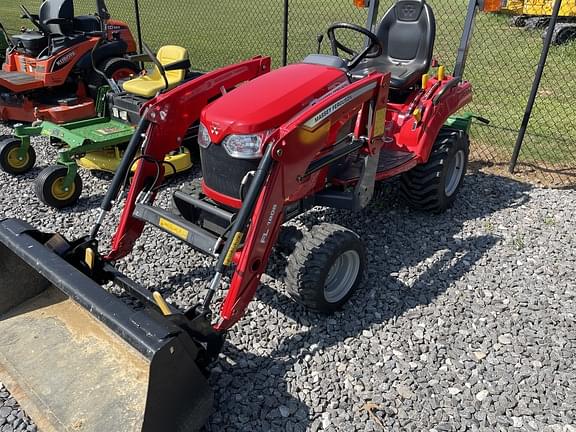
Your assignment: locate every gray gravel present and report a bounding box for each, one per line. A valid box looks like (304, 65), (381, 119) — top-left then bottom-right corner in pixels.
(0, 124), (575, 432)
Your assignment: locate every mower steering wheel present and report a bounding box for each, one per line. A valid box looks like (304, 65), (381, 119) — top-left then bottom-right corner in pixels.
(326, 23), (383, 70)
(19, 5), (48, 34)
(142, 41), (169, 91)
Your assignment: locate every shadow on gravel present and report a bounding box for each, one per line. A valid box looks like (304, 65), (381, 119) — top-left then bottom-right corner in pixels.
(207, 172), (532, 431)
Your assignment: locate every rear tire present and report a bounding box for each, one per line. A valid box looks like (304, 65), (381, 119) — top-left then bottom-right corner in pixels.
(0, 137), (36, 175)
(400, 127), (469, 213)
(285, 223), (366, 313)
(88, 57), (139, 98)
(35, 165), (83, 209)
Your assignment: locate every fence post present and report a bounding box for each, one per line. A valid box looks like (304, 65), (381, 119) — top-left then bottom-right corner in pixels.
(282, 0), (289, 66)
(133, 0), (144, 54)
(509, 0), (562, 173)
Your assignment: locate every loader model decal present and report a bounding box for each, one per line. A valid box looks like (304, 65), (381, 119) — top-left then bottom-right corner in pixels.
(304, 83), (377, 129)
(260, 204), (278, 244)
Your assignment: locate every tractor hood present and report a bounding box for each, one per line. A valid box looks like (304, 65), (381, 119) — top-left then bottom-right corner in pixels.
(200, 63), (348, 143)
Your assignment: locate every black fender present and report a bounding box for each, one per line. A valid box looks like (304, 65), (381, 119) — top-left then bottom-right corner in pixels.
(74, 39), (129, 73)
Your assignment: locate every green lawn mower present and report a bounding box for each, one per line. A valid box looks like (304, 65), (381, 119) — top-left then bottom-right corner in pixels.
(0, 42), (197, 208)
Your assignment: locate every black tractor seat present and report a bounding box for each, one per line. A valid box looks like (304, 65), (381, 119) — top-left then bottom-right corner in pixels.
(352, 0), (436, 90)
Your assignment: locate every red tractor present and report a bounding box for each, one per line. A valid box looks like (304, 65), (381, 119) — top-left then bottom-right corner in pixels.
(0, 0), (487, 430)
(0, 0), (138, 123)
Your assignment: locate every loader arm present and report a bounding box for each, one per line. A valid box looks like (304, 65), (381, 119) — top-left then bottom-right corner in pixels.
(215, 72), (389, 329)
(106, 56), (271, 261)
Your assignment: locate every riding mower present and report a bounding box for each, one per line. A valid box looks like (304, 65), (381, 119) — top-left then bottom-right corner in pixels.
(0, 41), (203, 208)
(0, 0), (487, 430)
(0, 0), (139, 124)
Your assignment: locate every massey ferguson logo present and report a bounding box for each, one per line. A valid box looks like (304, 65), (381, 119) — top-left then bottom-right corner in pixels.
(210, 126), (219, 135)
(55, 51), (76, 67)
(303, 83), (377, 129)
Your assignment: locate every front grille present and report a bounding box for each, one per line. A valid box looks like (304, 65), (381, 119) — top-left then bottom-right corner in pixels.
(200, 144), (260, 199)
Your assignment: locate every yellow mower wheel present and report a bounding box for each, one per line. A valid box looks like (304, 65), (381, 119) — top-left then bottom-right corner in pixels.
(0, 137), (36, 175)
(35, 165), (83, 209)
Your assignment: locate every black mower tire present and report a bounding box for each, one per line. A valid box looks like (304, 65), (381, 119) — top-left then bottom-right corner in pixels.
(88, 57), (139, 98)
(0, 137), (36, 175)
(285, 223), (366, 313)
(400, 127), (469, 213)
(35, 165), (83, 209)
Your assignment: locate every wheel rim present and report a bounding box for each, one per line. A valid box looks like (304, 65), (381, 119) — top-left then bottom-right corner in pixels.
(50, 177), (76, 201)
(6, 147), (29, 169)
(324, 250), (361, 303)
(444, 149), (465, 197)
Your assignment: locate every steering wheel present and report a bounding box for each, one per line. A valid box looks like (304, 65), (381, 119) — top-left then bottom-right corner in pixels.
(142, 41), (169, 90)
(19, 5), (49, 34)
(326, 23), (383, 70)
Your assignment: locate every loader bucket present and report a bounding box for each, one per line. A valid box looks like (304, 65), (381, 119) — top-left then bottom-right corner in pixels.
(0, 218), (213, 432)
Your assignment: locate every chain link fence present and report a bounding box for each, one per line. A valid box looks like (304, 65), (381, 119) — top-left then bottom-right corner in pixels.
(1, 0), (575, 186)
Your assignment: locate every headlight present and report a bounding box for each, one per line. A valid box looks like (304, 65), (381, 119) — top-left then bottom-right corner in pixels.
(222, 130), (273, 159)
(197, 123), (211, 149)
(222, 134), (262, 159)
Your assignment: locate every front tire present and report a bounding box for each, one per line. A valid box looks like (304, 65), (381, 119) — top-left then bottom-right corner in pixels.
(401, 127), (469, 213)
(0, 137), (36, 175)
(35, 165), (83, 208)
(285, 223), (366, 313)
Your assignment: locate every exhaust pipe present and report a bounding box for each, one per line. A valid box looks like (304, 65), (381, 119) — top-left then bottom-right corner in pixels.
(0, 218), (213, 432)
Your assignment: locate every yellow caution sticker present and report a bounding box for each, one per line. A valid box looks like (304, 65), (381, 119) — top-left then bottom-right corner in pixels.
(373, 108), (387, 137)
(159, 218), (189, 240)
(223, 232), (244, 266)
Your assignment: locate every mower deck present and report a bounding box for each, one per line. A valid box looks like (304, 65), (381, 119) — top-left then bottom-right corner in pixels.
(0, 96), (97, 124)
(38, 117), (136, 146)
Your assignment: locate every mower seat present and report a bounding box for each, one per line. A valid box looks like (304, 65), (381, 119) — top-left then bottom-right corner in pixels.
(352, 0), (435, 90)
(122, 46), (189, 98)
(40, 0), (75, 35)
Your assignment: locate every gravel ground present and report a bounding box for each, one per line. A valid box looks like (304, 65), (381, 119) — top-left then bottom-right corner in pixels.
(0, 125), (575, 432)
